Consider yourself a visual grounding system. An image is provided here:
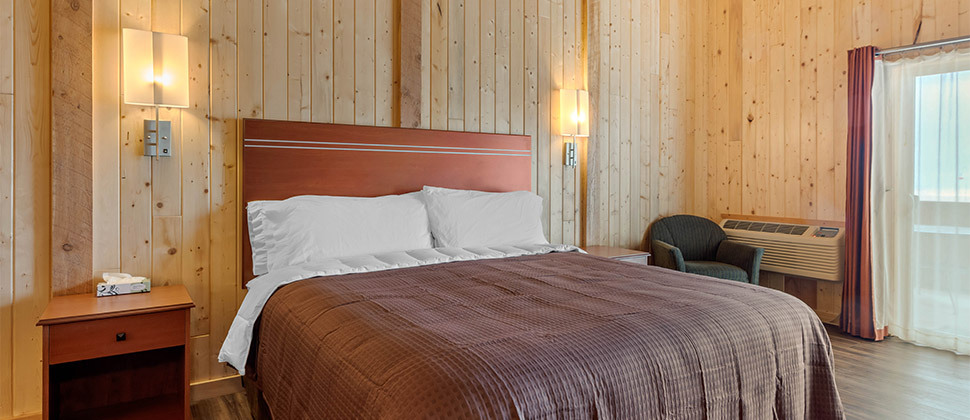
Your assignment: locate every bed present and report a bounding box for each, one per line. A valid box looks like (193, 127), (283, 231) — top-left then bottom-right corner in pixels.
(222, 119), (844, 419)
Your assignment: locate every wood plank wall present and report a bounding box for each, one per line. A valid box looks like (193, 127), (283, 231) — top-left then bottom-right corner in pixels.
(693, 0), (970, 221)
(0, 1), (697, 416)
(692, 0), (970, 324)
(586, 0), (695, 249)
(1, 0), (52, 417)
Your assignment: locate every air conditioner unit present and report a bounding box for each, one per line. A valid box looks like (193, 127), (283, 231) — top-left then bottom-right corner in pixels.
(720, 219), (844, 282)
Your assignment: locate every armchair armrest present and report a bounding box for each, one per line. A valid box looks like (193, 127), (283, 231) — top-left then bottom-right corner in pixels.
(651, 240), (686, 272)
(715, 240), (765, 285)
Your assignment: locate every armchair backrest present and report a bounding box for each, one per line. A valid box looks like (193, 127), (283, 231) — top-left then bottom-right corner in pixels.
(648, 215), (726, 262)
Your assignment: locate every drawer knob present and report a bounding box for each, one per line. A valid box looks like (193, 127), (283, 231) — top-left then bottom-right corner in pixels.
(116, 332), (126, 342)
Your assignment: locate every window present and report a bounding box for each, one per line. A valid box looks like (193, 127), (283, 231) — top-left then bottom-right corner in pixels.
(913, 70), (970, 203)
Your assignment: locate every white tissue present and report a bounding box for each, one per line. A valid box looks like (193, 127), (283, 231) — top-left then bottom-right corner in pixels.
(102, 272), (148, 285)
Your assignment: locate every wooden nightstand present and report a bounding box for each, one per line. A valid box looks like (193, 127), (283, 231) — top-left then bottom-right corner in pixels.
(37, 285), (194, 420)
(585, 246), (652, 265)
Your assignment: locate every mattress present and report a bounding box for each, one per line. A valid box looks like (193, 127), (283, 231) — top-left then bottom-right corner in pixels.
(245, 251), (843, 419)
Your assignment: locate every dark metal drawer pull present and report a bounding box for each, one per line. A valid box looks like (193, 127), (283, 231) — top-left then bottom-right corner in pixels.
(116, 332), (126, 342)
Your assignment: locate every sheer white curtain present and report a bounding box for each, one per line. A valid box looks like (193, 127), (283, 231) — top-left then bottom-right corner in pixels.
(871, 47), (970, 354)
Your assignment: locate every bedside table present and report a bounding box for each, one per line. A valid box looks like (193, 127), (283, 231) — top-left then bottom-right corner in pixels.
(585, 246), (652, 265)
(37, 285), (194, 420)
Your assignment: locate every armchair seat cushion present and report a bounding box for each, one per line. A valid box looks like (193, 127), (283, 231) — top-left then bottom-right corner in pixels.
(684, 261), (749, 283)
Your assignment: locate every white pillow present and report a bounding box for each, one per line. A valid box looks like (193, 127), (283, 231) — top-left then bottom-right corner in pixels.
(247, 193), (433, 275)
(421, 186), (548, 248)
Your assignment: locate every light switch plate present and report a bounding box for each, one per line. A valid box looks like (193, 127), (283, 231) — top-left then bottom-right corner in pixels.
(144, 120), (172, 157)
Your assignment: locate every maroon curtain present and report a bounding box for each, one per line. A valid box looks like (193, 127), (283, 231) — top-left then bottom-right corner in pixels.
(841, 46), (885, 341)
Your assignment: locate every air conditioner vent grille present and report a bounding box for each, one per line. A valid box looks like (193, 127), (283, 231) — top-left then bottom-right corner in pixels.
(723, 219), (809, 235)
(719, 219), (845, 282)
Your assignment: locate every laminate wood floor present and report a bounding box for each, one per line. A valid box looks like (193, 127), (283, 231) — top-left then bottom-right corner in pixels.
(191, 325), (970, 419)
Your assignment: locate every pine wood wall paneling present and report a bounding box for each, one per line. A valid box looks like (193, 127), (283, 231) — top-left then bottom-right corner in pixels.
(209, 0), (237, 380)
(183, 0), (213, 343)
(509, 0), (523, 135)
(629, 0), (641, 248)
(355, 0), (376, 125)
(536, 0), (550, 237)
(606, 0), (619, 245)
(784, 0), (802, 218)
(833, 0), (850, 222)
(799, 0), (818, 220)
(617, 0), (630, 248)
(311, 0), (333, 123)
(430, 0), (447, 130)
(263, 0), (285, 120)
(962, 1), (970, 35)
(12, 0), (51, 414)
(495, 0), (511, 134)
(481, 0), (496, 134)
(333, 0), (354, 124)
(524, 0), (538, 191)
(0, 92), (13, 420)
(376, 0), (399, 129)
(463, 0), (479, 132)
(447, 0), (464, 131)
(586, 0), (606, 246)
(695, 0), (970, 224)
(149, 0), (182, 290)
(767, 0), (785, 217)
(816, 0), (836, 221)
(287, 0), (311, 121)
(545, 0), (561, 244)
(691, 0), (708, 219)
(50, 0), (94, 296)
(399, 0), (424, 128)
(702, 0), (716, 220)
(119, 0), (152, 283)
(583, 0), (695, 250)
(742, 0), (771, 214)
(741, 0), (757, 217)
(92, 0), (121, 285)
(0, 0), (10, 95)
(419, 0), (432, 129)
(562, 0), (576, 246)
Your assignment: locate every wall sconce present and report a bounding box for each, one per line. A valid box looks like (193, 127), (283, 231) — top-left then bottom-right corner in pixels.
(122, 28), (189, 158)
(559, 89), (589, 167)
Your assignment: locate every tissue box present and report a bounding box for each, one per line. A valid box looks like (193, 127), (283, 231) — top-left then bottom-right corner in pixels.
(96, 279), (152, 297)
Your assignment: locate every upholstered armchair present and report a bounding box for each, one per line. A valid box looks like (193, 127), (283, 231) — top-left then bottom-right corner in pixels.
(648, 215), (765, 285)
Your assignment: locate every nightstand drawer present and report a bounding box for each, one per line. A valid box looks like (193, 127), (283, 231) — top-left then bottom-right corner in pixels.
(49, 309), (186, 364)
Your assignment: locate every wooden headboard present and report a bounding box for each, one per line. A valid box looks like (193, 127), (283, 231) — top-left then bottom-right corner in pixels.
(241, 119), (533, 286)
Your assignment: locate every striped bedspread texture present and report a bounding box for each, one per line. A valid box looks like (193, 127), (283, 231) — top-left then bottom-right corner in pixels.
(248, 251), (843, 419)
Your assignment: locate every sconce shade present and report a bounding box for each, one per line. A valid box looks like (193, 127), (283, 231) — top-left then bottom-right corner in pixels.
(122, 28), (189, 108)
(559, 89), (589, 137)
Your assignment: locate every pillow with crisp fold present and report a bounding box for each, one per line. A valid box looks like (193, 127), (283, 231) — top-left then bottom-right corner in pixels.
(247, 193), (433, 276)
(421, 186), (548, 248)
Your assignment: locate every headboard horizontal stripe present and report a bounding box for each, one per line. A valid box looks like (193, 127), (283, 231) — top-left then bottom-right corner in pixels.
(244, 144), (531, 157)
(245, 138), (530, 153)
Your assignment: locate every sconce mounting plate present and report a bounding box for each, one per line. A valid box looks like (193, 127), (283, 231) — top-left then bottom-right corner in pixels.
(144, 120), (172, 157)
(564, 141), (578, 167)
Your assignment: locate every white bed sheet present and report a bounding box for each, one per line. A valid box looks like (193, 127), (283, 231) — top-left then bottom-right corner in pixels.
(219, 244), (582, 374)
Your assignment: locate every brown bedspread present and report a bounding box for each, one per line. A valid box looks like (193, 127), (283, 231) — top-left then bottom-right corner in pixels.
(253, 252), (843, 419)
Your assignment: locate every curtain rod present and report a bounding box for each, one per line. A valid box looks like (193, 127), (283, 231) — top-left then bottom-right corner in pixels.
(876, 35), (970, 56)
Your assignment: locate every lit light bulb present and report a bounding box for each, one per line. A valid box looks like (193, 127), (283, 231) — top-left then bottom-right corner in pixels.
(155, 73), (172, 86)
